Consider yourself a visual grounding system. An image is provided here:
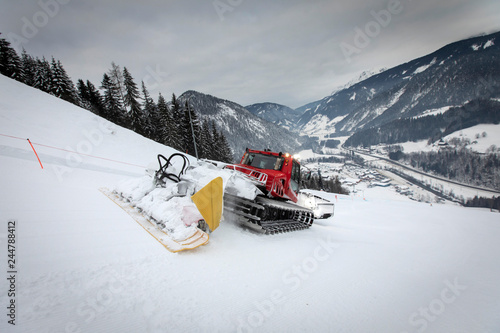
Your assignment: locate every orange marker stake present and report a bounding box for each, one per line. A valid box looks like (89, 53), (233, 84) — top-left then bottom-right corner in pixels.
(27, 138), (43, 169)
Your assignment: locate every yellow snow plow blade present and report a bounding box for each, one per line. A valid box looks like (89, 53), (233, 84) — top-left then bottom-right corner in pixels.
(99, 188), (209, 253)
(191, 177), (223, 232)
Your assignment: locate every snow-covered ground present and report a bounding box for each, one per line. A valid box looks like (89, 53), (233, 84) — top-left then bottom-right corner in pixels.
(413, 106), (454, 119)
(399, 140), (436, 154)
(388, 123), (500, 155)
(1, 76), (500, 332)
(443, 124), (500, 153)
(298, 137), (350, 160)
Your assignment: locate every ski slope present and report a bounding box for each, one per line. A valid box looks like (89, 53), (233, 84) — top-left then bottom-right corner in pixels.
(1, 76), (500, 332)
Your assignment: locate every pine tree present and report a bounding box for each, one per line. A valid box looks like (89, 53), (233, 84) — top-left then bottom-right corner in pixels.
(59, 60), (80, 105)
(20, 49), (36, 86)
(140, 81), (158, 140)
(77, 79), (91, 110)
(210, 121), (220, 161)
(50, 58), (80, 105)
(170, 93), (183, 123)
(33, 57), (53, 93)
(199, 120), (214, 159)
(204, 120), (233, 162)
(50, 57), (64, 97)
(218, 131), (233, 163)
(86, 80), (105, 116)
(101, 73), (125, 125)
(157, 93), (175, 147)
(0, 34), (23, 82)
(170, 94), (184, 150)
(123, 67), (143, 134)
(79, 79), (104, 115)
(107, 62), (126, 109)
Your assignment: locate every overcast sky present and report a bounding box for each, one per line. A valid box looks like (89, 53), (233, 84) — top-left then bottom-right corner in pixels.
(1, 0), (500, 108)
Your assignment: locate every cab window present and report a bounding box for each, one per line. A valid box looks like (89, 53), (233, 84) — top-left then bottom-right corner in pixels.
(244, 153), (284, 170)
(290, 160), (300, 192)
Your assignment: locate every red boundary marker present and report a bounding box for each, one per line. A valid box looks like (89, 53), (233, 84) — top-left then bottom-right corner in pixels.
(0, 133), (146, 169)
(27, 138), (43, 169)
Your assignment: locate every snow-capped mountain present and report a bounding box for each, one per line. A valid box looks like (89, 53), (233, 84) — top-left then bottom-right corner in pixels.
(297, 31), (500, 138)
(245, 102), (303, 131)
(329, 68), (387, 96)
(176, 91), (304, 159)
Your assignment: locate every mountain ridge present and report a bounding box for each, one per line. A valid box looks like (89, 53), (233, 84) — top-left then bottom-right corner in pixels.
(245, 102), (303, 131)
(295, 31), (500, 139)
(175, 90), (304, 159)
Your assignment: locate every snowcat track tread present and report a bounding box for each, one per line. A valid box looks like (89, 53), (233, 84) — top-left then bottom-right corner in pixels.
(100, 188), (209, 253)
(224, 194), (314, 234)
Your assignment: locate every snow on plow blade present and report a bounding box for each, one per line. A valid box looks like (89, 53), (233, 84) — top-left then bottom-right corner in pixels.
(100, 188), (209, 253)
(191, 177), (224, 232)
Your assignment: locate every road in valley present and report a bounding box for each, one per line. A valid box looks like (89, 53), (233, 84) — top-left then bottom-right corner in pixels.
(351, 149), (500, 195)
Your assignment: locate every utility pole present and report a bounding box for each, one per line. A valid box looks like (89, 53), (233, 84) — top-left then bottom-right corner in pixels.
(187, 100), (199, 160)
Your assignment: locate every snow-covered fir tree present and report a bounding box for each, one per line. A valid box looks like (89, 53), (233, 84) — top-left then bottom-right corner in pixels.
(85, 80), (105, 116)
(107, 62), (126, 109)
(50, 58), (80, 105)
(140, 81), (159, 141)
(157, 93), (180, 149)
(77, 79), (92, 110)
(78, 79), (104, 116)
(123, 67), (143, 134)
(170, 93), (184, 151)
(198, 120), (214, 160)
(100, 73), (126, 126)
(0, 34), (23, 82)
(33, 57), (53, 94)
(21, 49), (36, 86)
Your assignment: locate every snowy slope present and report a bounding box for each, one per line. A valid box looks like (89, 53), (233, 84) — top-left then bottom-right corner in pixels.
(397, 123), (500, 155)
(443, 123), (500, 153)
(1, 75), (500, 332)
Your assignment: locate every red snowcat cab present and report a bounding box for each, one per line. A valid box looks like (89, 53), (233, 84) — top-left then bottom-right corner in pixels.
(234, 149), (302, 202)
(224, 149), (315, 234)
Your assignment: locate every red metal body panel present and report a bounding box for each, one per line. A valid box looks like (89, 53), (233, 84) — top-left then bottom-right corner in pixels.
(230, 149), (300, 203)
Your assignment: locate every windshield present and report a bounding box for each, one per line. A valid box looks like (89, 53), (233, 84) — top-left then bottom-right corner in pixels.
(243, 153), (284, 170)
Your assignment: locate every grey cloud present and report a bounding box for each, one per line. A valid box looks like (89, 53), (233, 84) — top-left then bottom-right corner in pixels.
(1, 0), (499, 108)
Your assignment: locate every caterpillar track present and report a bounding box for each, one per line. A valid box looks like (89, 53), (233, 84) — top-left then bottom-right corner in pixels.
(224, 194), (314, 234)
